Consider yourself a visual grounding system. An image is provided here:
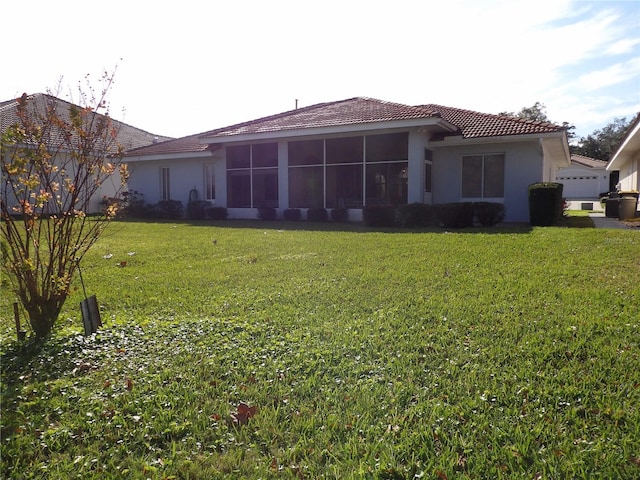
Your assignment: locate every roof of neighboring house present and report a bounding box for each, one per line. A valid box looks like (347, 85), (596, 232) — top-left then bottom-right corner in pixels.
(569, 154), (607, 169)
(124, 132), (213, 157)
(1, 93), (172, 152)
(606, 111), (640, 171)
(124, 97), (568, 158)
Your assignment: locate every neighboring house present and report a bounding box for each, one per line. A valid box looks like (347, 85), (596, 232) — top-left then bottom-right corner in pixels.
(124, 97), (570, 223)
(606, 112), (640, 196)
(1, 93), (172, 213)
(557, 154), (609, 211)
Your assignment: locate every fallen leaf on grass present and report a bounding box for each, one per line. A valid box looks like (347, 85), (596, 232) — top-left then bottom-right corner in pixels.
(435, 470), (449, 480)
(630, 456), (640, 467)
(126, 378), (133, 391)
(230, 401), (257, 426)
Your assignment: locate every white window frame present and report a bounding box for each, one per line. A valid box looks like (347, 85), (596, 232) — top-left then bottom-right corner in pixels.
(461, 153), (505, 200)
(203, 164), (216, 202)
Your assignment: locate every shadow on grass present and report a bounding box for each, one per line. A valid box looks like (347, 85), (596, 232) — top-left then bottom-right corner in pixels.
(125, 218), (536, 235)
(559, 216), (596, 228)
(1, 335), (89, 443)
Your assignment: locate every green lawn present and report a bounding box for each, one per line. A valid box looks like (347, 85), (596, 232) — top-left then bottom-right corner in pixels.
(2, 220), (639, 479)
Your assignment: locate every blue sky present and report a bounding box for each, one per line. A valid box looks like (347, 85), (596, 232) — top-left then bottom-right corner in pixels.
(2, 0), (639, 142)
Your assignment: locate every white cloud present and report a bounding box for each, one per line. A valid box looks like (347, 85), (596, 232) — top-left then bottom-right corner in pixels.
(1, 0), (638, 139)
(575, 58), (640, 91)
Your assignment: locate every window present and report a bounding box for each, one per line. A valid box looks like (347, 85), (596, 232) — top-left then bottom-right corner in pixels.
(227, 143), (279, 208)
(326, 137), (363, 164)
(160, 167), (170, 200)
(227, 170), (251, 207)
(252, 168), (278, 208)
(365, 162), (408, 206)
(287, 134), (409, 208)
(462, 154), (504, 198)
(289, 139), (323, 166)
(204, 165), (215, 201)
(366, 133), (408, 162)
(289, 166), (323, 208)
(326, 164), (363, 208)
(424, 149), (433, 194)
(288, 140), (324, 208)
(365, 133), (408, 205)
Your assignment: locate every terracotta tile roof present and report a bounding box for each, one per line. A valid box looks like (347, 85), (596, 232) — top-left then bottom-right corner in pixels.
(421, 104), (566, 139)
(1, 93), (172, 152)
(122, 97), (568, 158)
(570, 154), (607, 168)
(200, 97), (442, 139)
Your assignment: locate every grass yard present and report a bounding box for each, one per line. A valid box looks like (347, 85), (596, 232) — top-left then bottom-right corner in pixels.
(1, 220), (639, 479)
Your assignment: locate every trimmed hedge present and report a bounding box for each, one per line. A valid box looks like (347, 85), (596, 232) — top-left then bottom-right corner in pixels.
(330, 208), (349, 222)
(206, 207), (228, 220)
(307, 207), (329, 222)
(307, 207), (328, 222)
(363, 205), (397, 227)
(397, 203), (435, 227)
(435, 202), (474, 228)
(257, 207), (278, 220)
(474, 202), (505, 227)
(187, 200), (212, 220)
(283, 209), (301, 221)
(154, 200), (184, 220)
(529, 182), (563, 226)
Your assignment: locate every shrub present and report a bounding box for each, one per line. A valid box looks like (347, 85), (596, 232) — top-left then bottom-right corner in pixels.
(154, 200), (184, 219)
(363, 205), (397, 227)
(330, 208), (349, 222)
(528, 182), (564, 226)
(99, 195), (125, 217)
(187, 200), (212, 220)
(257, 207), (278, 220)
(100, 190), (147, 218)
(283, 209), (301, 221)
(397, 203), (435, 228)
(435, 202), (474, 228)
(474, 202), (505, 227)
(121, 190), (147, 218)
(307, 207), (328, 222)
(206, 207), (228, 220)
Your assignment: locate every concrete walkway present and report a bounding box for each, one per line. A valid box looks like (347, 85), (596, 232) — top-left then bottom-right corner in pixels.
(589, 212), (638, 229)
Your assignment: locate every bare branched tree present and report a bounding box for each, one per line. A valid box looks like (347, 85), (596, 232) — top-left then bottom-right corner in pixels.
(1, 71), (128, 338)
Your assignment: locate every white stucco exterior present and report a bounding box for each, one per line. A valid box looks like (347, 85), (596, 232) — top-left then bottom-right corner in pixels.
(606, 113), (640, 212)
(430, 140), (543, 222)
(126, 130), (568, 223)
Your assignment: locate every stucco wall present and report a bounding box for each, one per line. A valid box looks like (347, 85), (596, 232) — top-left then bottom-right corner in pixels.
(430, 140), (543, 223)
(2, 150), (123, 215)
(126, 154), (223, 209)
(617, 152), (640, 192)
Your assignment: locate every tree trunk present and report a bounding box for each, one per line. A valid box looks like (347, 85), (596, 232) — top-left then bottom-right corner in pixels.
(24, 299), (65, 338)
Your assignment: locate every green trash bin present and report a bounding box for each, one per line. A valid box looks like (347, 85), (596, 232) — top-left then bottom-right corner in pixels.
(619, 196), (638, 220)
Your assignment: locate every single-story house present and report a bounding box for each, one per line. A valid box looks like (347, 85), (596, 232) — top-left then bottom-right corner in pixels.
(124, 97), (571, 223)
(1, 93), (172, 213)
(606, 112), (640, 199)
(557, 154), (609, 211)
